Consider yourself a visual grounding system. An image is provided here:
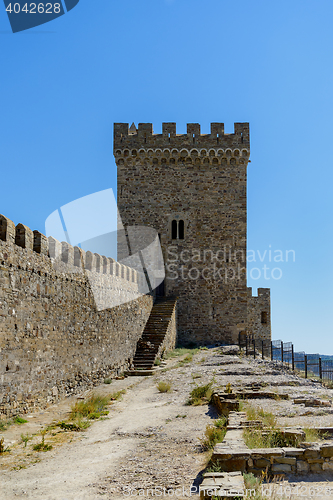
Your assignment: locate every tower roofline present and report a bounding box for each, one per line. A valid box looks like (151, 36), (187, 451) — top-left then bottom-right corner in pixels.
(114, 122), (250, 150)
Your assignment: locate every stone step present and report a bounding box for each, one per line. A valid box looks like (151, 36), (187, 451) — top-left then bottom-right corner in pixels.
(141, 328), (168, 332)
(139, 333), (166, 336)
(131, 296), (177, 376)
(133, 363), (155, 367)
(134, 358), (156, 362)
(139, 332), (166, 337)
(134, 354), (156, 358)
(133, 366), (154, 369)
(199, 472), (245, 499)
(133, 362), (155, 366)
(125, 369), (154, 376)
(134, 354), (157, 359)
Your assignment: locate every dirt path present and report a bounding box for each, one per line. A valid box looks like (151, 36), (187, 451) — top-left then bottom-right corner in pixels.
(0, 353), (215, 499)
(1, 348), (333, 499)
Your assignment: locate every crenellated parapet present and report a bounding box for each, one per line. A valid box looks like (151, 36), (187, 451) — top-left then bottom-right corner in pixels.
(0, 214), (144, 289)
(114, 122), (250, 168)
(0, 212), (154, 418)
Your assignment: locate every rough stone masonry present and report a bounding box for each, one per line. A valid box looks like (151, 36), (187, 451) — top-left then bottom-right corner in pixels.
(115, 122), (271, 346)
(0, 215), (153, 417)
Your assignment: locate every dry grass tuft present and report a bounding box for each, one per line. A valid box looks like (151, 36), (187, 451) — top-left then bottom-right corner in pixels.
(187, 382), (213, 405)
(157, 381), (172, 393)
(200, 417), (227, 451)
(245, 404), (277, 428)
(69, 394), (112, 421)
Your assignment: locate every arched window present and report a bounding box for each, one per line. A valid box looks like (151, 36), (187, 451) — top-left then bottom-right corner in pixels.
(171, 219), (185, 240)
(178, 220), (184, 239)
(171, 220), (178, 240)
(261, 311), (268, 324)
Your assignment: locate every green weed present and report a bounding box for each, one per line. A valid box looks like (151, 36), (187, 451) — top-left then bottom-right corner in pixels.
(20, 433), (32, 447)
(200, 418), (227, 451)
(57, 420), (90, 431)
(69, 392), (118, 422)
(225, 382), (232, 394)
(187, 382), (213, 406)
(110, 389), (126, 401)
(214, 416), (228, 428)
(0, 419), (11, 431)
(33, 431), (52, 452)
(14, 416), (28, 424)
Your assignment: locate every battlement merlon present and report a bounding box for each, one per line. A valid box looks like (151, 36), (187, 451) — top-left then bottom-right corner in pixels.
(247, 287), (271, 298)
(113, 122), (250, 151)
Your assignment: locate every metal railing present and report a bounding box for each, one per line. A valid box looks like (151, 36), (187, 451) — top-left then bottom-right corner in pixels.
(238, 334), (333, 382)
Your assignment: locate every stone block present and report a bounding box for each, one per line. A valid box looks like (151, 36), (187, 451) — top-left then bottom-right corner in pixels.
(251, 448), (284, 458)
(307, 458), (324, 464)
(200, 471), (245, 500)
(282, 447), (304, 457)
(61, 242), (74, 266)
(220, 345), (239, 356)
(304, 448), (320, 459)
(211, 393), (240, 415)
(94, 253), (102, 273)
(15, 223), (33, 251)
(247, 467), (265, 477)
(85, 251), (96, 271)
(33, 231), (48, 255)
(310, 463), (322, 472)
(109, 258), (115, 274)
(48, 236), (62, 259)
(74, 247), (85, 268)
(216, 458), (247, 473)
(297, 461), (310, 473)
(102, 256), (110, 274)
(274, 457), (296, 465)
(280, 429), (305, 443)
(323, 462), (333, 471)
(271, 463), (291, 473)
(0, 214), (15, 244)
(254, 458), (270, 468)
(321, 445), (333, 458)
(305, 399), (321, 407)
(211, 450), (232, 461)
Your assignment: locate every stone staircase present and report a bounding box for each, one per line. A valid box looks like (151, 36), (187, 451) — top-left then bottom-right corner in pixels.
(127, 296), (177, 376)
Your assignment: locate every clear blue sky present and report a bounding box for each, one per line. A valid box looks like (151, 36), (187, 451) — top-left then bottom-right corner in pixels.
(1, 0), (332, 354)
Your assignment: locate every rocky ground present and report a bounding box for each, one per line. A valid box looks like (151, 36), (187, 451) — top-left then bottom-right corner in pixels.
(1, 347), (333, 499)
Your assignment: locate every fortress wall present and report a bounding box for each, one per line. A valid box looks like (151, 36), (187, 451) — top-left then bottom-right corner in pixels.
(247, 287), (271, 341)
(0, 215), (153, 417)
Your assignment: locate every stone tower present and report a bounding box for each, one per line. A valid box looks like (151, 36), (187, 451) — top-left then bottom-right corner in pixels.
(114, 122), (258, 346)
